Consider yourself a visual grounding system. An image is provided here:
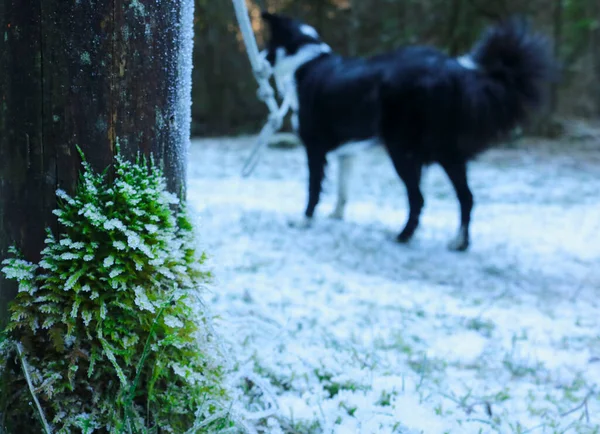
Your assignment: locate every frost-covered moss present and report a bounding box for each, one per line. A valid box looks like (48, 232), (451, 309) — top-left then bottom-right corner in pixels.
(0, 152), (233, 433)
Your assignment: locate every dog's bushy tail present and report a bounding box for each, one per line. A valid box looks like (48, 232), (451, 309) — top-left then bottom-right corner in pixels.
(470, 17), (556, 125)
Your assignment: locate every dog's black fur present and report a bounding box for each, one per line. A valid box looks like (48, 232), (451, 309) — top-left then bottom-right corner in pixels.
(261, 12), (555, 250)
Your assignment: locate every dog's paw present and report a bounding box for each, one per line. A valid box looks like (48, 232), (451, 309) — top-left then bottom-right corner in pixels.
(396, 232), (413, 244)
(288, 216), (313, 229)
(396, 226), (416, 244)
(447, 228), (469, 252)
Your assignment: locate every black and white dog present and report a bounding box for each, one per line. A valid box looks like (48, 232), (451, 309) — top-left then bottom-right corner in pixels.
(261, 12), (554, 250)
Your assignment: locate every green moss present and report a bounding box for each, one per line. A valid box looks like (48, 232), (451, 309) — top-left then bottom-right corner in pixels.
(0, 152), (233, 433)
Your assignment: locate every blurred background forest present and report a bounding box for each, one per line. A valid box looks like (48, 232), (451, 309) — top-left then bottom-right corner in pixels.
(191, 0), (600, 137)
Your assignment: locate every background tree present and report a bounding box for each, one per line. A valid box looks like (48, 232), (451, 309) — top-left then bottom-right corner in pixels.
(191, 0), (599, 136)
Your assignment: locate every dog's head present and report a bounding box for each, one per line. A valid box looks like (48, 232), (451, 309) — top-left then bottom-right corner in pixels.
(261, 12), (331, 78)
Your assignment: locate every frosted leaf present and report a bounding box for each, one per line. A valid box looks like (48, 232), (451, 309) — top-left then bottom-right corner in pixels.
(65, 271), (84, 291)
(84, 178), (98, 195)
(121, 335), (139, 348)
(149, 257), (166, 267)
(164, 315), (184, 329)
(42, 318), (56, 329)
(158, 267), (175, 279)
(82, 310), (92, 327)
(160, 191), (179, 205)
(134, 286), (155, 313)
(83, 254), (94, 262)
(173, 265), (187, 274)
(103, 256), (115, 268)
(170, 362), (206, 386)
(74, 413), (100, 432)
(104, 218), (126, 232)
(145, 224), (159, 234)
(113, 241), (126, 251)
(55, 189), (70, 200)
(100, 302), (107, 320)
(18, 280), (37, 295)
(2, 261), (37, 279)
(116, 181), (136, 197)
(59, 238), (73, 247)
(60, 252), (80, 260)
(126, 231), (141, 249)
(71, 242), (85, 250)
(65, 335), (76, 348)
(70, 299), (81, 318)
(82, 284), (91, 292)
(109, 268), (123, 278)
(99, 339), (127, 386)
(139, 243), (154, 259)
(90, 291), (99, 300)
(53, 411), (66, 424)
(79, 203), (107, 226)
(11, 312), (25, 323)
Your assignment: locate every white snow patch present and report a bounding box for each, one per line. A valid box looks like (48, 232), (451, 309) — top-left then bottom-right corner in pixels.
(188, 134), (600, 433)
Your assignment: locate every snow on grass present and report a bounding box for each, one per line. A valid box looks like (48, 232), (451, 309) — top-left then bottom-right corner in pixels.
(187, 134), (600, 433)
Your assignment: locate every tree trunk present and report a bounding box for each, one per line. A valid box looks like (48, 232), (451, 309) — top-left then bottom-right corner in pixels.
(550, 0), (563, 113)
(0, 0), (194, 328)
(592, 0), (600, 117)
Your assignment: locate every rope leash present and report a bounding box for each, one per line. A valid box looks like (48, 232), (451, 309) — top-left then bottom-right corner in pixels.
(231, 0), (290, 177)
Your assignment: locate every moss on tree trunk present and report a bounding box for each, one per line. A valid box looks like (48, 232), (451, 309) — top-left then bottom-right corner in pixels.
(0, 0), (194, 328)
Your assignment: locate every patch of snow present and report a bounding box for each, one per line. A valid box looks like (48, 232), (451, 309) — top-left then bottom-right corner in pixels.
(188, 135), (600, 433)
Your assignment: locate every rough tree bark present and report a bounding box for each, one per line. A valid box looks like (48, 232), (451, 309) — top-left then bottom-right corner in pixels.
(592, 0), (600, 117)
(550, 0), (563, 113)
(0, 0), (195, 328)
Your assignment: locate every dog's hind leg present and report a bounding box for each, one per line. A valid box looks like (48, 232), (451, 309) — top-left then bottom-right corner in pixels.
(290, 147), (327, 228)
(329, 154), (353, 220)
(440, 160), (473, 251)
(390, 153), (424, 243)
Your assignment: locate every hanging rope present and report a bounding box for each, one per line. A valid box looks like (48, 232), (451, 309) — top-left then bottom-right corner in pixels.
(231, 0), (291, 177)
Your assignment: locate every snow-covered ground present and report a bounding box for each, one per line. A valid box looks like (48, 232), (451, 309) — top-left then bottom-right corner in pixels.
(187, 133), (600, 434)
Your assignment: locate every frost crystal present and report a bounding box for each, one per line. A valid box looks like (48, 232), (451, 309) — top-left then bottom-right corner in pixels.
(133, 286), (155, 313)
(82, 310), (92, 327)
(79, 203), (107, 226)
(113, 241), (126, 250)
(104, 218), (126, 232)
(144, 223), (159, 234)
(61, 252), (79, 260)
(164, 315), (184, 329)
(103, 256), (115, 268)
(109, 268), (123, 278)
(55, 189), (70, 200)
(126, 231), (141, 249)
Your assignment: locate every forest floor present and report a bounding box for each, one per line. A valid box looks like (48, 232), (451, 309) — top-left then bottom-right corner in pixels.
(188, 125), (600, 434)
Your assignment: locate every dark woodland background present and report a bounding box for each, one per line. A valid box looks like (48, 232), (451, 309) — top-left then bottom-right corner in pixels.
(191, 0), (600, 137)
